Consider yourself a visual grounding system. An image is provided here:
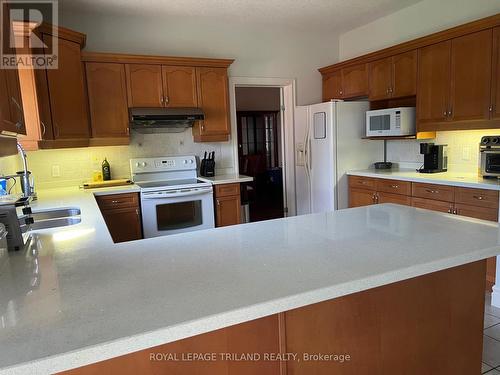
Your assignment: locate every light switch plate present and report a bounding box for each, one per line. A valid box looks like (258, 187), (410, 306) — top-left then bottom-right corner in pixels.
(51, 165), (61, 177)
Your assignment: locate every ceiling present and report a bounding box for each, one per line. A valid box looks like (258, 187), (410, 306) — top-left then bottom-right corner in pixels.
(59, 0), (423, 33)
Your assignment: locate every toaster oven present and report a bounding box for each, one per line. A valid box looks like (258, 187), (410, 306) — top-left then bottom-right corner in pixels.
(480, 136), (500, 178)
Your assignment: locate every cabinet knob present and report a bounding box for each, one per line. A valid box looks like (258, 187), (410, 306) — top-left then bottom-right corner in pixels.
(217, 199), (220, 206)
(391, 184), (399, 189)
(201, 123), (205, 132)
(473, 195), (484, 200)
(164, 96), (169, 104)
(40, 121), (46, 136)
(160, 96), (164, 105)
(489, 106), (493, 112)
(443, 111), (447, 116)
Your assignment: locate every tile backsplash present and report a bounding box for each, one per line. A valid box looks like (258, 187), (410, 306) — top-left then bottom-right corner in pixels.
(20, 131), (235, 190)
(387, 129), (500, 174)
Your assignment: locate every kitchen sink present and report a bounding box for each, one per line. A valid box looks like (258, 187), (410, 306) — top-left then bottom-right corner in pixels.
(25, 217), (82, 231)
(30, 208), (81, 221)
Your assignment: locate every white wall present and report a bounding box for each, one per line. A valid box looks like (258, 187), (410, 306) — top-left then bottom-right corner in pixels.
(236, 87), (281, 111)
(339, 0), (500, 60)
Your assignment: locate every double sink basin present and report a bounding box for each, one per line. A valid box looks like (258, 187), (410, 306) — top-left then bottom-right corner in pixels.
(20, 207), (82, 232)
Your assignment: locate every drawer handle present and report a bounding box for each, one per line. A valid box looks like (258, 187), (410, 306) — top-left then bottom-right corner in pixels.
(390, 184), (399, 189)
(111, 200), (124, 204)
(358, 181), (367, 185)
(473, 195), (484, 200)
(425, 189), (439, 194)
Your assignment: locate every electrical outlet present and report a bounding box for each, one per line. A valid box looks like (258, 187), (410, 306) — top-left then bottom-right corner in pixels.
(462, 146), (472, 161)
(52, 165), (61, 177)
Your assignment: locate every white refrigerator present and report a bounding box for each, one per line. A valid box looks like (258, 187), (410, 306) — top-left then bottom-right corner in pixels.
(295, 101), (382, 215)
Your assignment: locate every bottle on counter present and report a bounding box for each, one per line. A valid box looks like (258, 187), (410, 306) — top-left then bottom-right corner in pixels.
(102, 158), (111, 181)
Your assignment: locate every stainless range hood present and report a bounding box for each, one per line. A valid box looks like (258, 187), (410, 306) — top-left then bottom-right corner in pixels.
(130, 108), (204, 133)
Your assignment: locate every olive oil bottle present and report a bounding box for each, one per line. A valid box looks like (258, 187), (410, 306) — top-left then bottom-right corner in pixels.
(102, 158), (111, 181)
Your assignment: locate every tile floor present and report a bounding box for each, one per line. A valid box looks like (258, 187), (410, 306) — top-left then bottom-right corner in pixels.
(483, 293), (500, 373)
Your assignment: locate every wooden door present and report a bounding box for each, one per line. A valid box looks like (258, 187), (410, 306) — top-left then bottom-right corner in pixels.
(341, 63), (368, 98)
(491, 27), (500, 121)
(392, 50), (417, 98)
(322, 70), (342, 101)
(368, 57), (392, 100)
(44, 36), (90, 139)
(86, 63), (129, 138)
(0, 69), (14, 133)
(215, 195), (241, 227)
(449, 29), (492, 124)
(101, 207), (143, 243)
(417, 41), (451, 125)
(412, 197), (453, 213)
(377, 192), (412, 206)
(162, 66), (197, 107)
(349, 188), (376, 208)
(195, 67), (230, 138)
(5, 69), (26, 134)
(126, 64), (164, 107)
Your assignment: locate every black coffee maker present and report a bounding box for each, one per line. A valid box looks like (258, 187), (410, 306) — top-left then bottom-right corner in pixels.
(418, 143), (448, 173)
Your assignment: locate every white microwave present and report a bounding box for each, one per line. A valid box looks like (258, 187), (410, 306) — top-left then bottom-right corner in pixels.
(366, 107), (416, 137)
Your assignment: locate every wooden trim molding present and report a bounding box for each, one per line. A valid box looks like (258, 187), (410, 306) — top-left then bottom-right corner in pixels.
(81, 52), (235, 68)
(33, 23), (86, 47)
(319, 13), (500, 74)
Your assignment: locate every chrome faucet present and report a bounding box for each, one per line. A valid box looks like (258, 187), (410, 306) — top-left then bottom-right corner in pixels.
(3, 143), (36, 199)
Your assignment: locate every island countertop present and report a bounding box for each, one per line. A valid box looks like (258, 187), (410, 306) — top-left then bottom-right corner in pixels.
(1, 187), (500, 374)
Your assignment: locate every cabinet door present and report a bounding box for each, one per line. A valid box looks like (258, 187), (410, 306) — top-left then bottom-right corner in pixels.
(101, 207), (143, 243)
(449, 30), (492, 123)
(454, 203), (499, 222)
(392, 50), (417, 98)
(215, 195), (241, 227)
(377, 192), (412, 206)
(44, 36), (90, 139)
(412, 197), (453, 213)
(368, 57), (392, 100)
(86, 63), (129, 138)
(162, 66), (197, 107)
(490, 27), (500, 121)
(126, 64), (164, 107)
(349, 188), (376, 208)
(322, 71), (342, 101)
(341, 63), (368, 98)
(417, 41), (451, 125)
(195, 67), (230, 139)
(0, 69), (13, 133)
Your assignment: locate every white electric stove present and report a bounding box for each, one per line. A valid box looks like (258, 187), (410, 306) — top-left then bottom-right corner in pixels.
(130, 156), (214, 238)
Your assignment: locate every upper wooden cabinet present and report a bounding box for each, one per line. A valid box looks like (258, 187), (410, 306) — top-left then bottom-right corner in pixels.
(491, 26), (500, 121)
(417, 40), (451, 126)
(85, 62), (129, 142)
(449, 30), (492, 124)
(126, 64), (163, 107)
(369, 51), (417, 100)
(192, 67), (230, 142)
(126, 64), (198, 108)
(341, 63), (368, 98)
(0, 68), (26, 135)
(322, 70), (342, 101)
(162, 66), (197, 107)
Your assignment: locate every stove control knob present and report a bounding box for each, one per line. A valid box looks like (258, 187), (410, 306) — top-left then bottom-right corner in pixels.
(183, 159), (188, 164)
(141, 162), (147, 167)
(482, 137), (490, 145)
(189, 159), (194, 164)
(492, 137), (499, 145)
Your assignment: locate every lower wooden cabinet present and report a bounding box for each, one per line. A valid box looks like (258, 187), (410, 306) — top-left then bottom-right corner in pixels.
(349, 176), (500, 291)
(95, 193), (143, 243)
(214, 183), (241, 227)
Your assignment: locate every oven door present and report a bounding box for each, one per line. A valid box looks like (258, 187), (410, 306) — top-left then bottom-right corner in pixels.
(481, 151), (500, 176)
(141, 187), (215, 238)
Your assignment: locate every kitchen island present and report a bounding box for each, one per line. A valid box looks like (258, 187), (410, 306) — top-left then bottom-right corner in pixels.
(0, 187), (499, 374)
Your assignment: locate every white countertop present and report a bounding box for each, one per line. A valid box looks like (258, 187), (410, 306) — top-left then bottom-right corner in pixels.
(1, 187), (500, 374)
(198, 174), (253, 185)
(348, 169), (500, 190)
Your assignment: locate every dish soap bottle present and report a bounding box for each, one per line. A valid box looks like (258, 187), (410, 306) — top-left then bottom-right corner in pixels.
(102, 158), (111, 181)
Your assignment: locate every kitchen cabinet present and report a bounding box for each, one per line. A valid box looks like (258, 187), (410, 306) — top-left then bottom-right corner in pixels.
(350, 177), (500, 291)
(214, 183), (241, 227)
(368, 51), (417, 101)
(126, 64), (198, 108)
(193, 67), (230, 142)
(95, 193), (143, 243)
(85, 62), (130, 143)
(341, 63), (368, 98)
(491, 26), (500, 122)
(126, 64), (163, 107)
(0, 68), (25, 135)
(322, 70), (342, 101)
(417, 40), (451, 126)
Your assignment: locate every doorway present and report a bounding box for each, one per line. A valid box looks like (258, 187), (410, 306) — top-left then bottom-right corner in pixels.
(232, 86), (290, 222)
